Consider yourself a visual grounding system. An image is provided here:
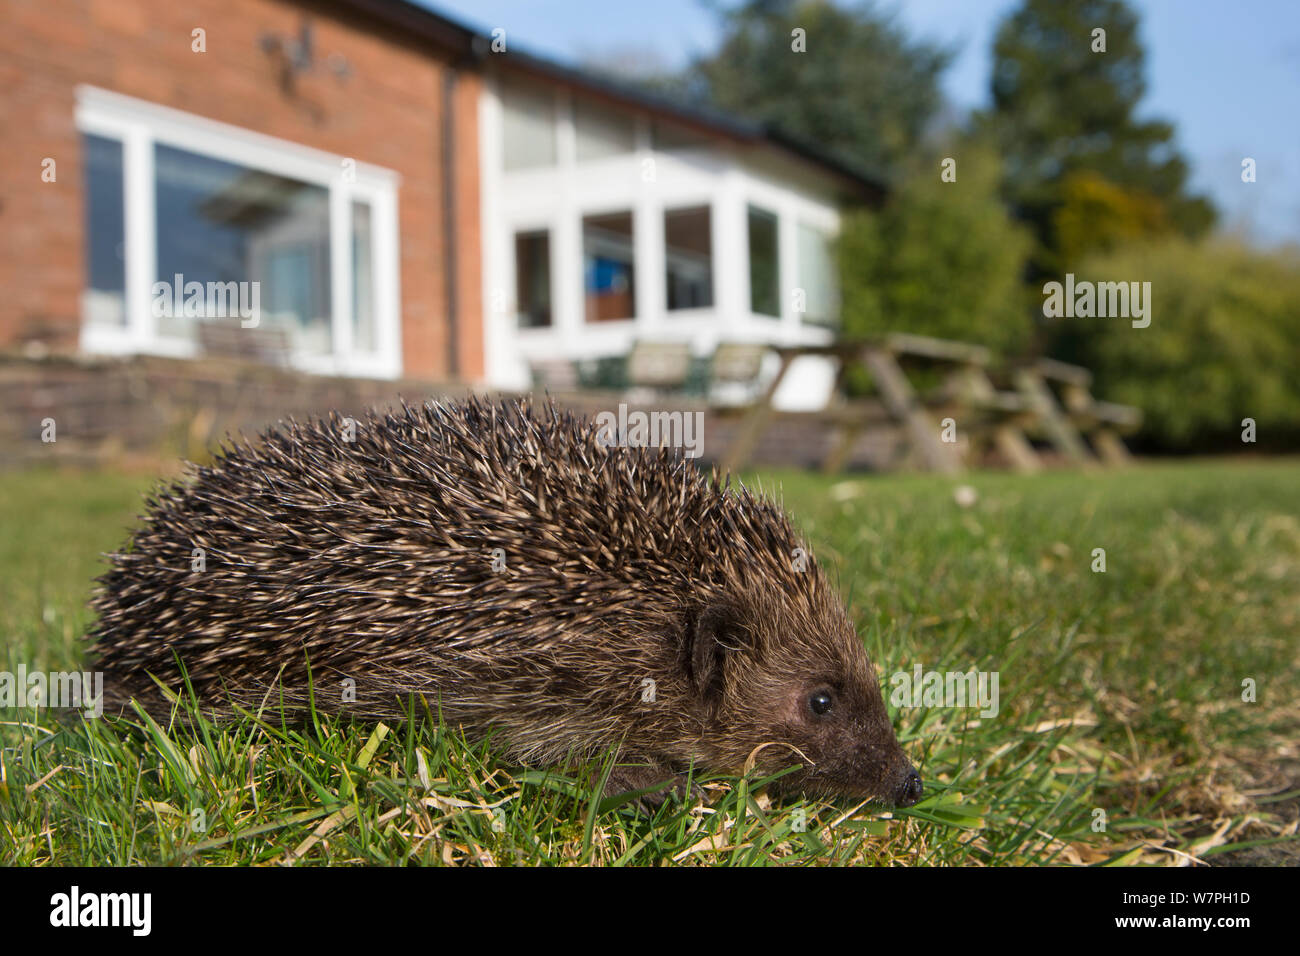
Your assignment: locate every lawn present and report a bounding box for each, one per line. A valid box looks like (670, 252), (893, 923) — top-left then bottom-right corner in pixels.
(1, 460), (1297, 865)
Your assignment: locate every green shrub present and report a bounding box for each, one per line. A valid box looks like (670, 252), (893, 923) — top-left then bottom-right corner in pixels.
(839, 142), (1034, 354)
(1051, 238), (1300, 450)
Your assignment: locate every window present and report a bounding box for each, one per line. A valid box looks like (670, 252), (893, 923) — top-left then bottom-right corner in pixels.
(502, 83), (556, 171)
(76, 87), (398, 377)
(583, 211), (635, 323)
(748, 205), (780, 317)
(574, 98), (635, 162)
(664, 206), (712, 310)
(352, 201), (376, 352)
(797, 223), (838, 327)
(154, 143), (333, 353)
(514, 230), (552, 328)
(82, 133), (126, 329)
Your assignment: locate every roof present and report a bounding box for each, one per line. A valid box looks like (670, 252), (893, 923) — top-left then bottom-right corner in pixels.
(328, 0), (888, 200)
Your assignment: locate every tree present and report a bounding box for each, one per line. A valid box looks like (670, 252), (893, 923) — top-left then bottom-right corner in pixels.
(1052, 239), (1300, 451)
(838, 140), (1034, 353)
(687, 0), (952, 179)
(1052, 170), (1170, 267)
(979, 0), (1215, 273)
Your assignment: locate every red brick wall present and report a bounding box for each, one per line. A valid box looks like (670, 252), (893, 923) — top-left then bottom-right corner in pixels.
(453, 68), (484, 381)
(0, 0), (484, 381)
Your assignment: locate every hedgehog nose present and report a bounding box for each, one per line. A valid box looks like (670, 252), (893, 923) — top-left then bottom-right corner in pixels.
(895, 769), (923, 807)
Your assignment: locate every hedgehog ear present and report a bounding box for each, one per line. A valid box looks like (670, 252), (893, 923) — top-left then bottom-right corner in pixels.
(688, 604), (742, 703)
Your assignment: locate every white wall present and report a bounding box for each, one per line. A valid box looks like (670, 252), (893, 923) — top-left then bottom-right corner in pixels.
(479, 74), (845, 410)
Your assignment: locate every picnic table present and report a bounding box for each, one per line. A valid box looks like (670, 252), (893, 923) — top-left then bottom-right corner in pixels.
(719, 334), (1141, 475)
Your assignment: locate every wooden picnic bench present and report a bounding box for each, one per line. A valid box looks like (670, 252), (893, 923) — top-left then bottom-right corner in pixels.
(888, 333), (1043, 474)
(720, 339), (965, 475)
(1010, 358), (1141, 465)
(719, 334), (1141, 475)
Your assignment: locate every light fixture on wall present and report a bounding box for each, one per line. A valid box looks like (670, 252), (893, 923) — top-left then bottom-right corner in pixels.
(260, 17), (351, 95)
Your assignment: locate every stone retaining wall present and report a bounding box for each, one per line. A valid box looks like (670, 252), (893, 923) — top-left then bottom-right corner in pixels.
(1, 352), (901, 472)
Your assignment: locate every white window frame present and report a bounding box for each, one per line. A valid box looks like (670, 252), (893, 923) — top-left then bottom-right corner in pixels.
(744, 202), (783, 321)
(795, 218), (840, 328)
(661, 200), (718, 318)
(510, 221), (556, 330)
(579, 206), (639, 326)
(74, 86), (402, 379)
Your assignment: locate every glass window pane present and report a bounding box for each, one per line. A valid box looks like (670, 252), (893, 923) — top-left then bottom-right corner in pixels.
(153, 143), (331, 355)
(583, 211), (635, 323)
(502, 83), (556, 171)
(574, 99), (635, 162)
(515, 230), (551, 328)
(352, 200), (375, 352)
(748, 205), (780, 317)
(664, 206), (712, 310)
(82, 133), (126, 329)
(797, 223), (838, 327)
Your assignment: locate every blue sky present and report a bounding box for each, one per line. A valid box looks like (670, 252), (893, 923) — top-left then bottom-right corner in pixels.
(419, 0), (1300, 246)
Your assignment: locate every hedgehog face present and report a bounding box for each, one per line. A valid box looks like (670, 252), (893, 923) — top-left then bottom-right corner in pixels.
(769, 663), (923, 807)
(687, 594), (922, 807)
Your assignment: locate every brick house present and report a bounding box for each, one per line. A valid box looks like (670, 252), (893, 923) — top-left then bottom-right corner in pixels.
(3, 0), (483, 381)
(1, 0), (880, 399)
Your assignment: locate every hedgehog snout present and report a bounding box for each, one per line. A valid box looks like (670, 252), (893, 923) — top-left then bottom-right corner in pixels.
(893, 766), (923, 808)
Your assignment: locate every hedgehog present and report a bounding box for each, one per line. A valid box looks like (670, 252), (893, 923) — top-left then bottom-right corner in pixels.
(89, 396), (922, 807)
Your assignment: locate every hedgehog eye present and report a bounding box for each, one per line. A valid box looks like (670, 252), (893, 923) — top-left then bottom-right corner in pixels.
(808, 691), (833, 716)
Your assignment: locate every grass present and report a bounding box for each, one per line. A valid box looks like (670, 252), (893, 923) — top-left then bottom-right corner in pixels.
(2, 459), (1297, 866)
